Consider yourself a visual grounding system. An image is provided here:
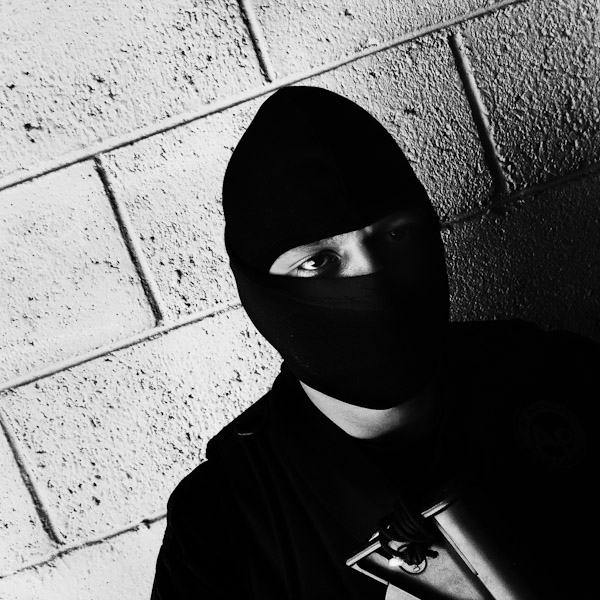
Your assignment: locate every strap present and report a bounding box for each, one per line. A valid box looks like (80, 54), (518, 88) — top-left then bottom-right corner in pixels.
(385, 585), (420, 600)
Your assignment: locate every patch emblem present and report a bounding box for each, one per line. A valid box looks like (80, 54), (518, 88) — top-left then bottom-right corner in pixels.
(515, 401), (586, 468)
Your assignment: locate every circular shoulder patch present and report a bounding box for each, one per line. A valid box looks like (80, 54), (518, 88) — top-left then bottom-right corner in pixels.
(515, 401), (587, 468)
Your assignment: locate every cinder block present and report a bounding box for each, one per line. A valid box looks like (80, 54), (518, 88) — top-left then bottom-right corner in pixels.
(0, 519), (166, 600)
(102, 100), (262, 320)
(445, 169), (600, 342)
(461, 0), (600, 190)
(1, 308), (280, 545)
(305, 36), (494, 218)
(0, 427), (56, 574)
(254, 0), (509, 77)
(0, 161), (154, 386)
(104, 38), (492, 324)
(0, 0), (264, 178)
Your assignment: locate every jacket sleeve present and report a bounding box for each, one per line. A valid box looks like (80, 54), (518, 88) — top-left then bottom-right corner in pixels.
(151, 460), (241, 599)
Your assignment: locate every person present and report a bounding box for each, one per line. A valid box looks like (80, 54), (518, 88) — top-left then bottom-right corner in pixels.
(151, 86), (597, 599)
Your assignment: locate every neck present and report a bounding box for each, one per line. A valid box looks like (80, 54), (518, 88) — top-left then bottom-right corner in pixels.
(299, 377), (440, 441)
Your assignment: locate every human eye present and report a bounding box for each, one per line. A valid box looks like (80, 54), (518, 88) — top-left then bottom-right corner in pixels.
(295, 252), (339, 277)
(388, 226), (407, 240)
(385, 217), (424, 242)
(386, 224), (413, 242)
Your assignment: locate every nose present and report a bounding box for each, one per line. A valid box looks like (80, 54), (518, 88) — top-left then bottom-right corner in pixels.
(341, 243), (381, 276)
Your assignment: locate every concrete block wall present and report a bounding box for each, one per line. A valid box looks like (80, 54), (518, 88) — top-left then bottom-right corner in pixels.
(1, 0), (598, 597)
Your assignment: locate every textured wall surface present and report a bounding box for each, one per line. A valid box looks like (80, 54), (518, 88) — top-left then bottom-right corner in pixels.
(0, 0), (263, 178)
(1, 0), (599, 597)
(0, 162), (154, 383)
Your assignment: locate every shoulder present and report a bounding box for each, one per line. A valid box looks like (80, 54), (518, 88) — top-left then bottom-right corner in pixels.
(170, 365), (296, 508)
(167, 373), (288, 519)
(449, 317), (542, 348)
(448, 318), (599, 371)
(166, 395), (274, 517)
(211, 389), (273, 445)
(448, 316), (599, 345)
(448, 319), (597, 466)
(151, 459), (239, 599)
(163, 460), (224, 542)
(206, 365), (296, 458)
(155, 384), (278, 599)
(447, 317), (599, 403)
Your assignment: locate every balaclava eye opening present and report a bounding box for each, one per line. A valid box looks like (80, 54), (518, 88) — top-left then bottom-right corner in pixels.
(222, 86), (449, 409)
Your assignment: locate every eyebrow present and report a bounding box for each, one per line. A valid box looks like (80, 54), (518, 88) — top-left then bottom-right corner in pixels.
(289, 231), (355, 254)
(283, 209), (424, 258)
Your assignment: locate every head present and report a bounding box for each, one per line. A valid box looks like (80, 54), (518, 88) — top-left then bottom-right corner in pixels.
(222, 86), (449, 409)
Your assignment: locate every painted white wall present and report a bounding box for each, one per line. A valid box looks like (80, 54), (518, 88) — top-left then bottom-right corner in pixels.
(1, 0), (598, 597)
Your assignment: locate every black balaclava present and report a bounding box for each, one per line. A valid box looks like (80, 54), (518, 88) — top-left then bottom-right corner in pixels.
(223, 86), (449, 409)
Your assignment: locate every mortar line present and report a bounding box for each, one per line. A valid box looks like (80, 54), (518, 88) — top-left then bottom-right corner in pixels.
(448, 31), (511, 199)
(441, 206), (490, 228)
(0, 409), (64, 546)
(0, 0), (524, 193)
(0, 301), (241, 394)
(441, 159), (600, 227)
(238, 0), (276, 82)
(507, 159), (600, 200)
(93, 156), (167, 327)
(0, 511), (168, 579)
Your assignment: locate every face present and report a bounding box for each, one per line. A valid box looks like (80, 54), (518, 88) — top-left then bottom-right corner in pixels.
(269, 208), (427, 278)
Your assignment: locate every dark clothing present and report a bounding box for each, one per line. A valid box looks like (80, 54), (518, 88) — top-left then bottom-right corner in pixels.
(151, 320), (597, 599)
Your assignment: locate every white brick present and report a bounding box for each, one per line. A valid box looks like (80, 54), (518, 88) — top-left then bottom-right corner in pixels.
(0, 0), (264, 178)
(254, 0), (510, 77)
(0, 162), (154, 386)
(0, 519), (166, 600)
(1, 309), (280, 545)
(0, 428), (56, 574)
(102, 100), (262, 320)
(462, 0), (600, 189)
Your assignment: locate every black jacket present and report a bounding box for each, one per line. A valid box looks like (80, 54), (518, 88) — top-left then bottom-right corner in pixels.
(151, 320), (598, 599)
